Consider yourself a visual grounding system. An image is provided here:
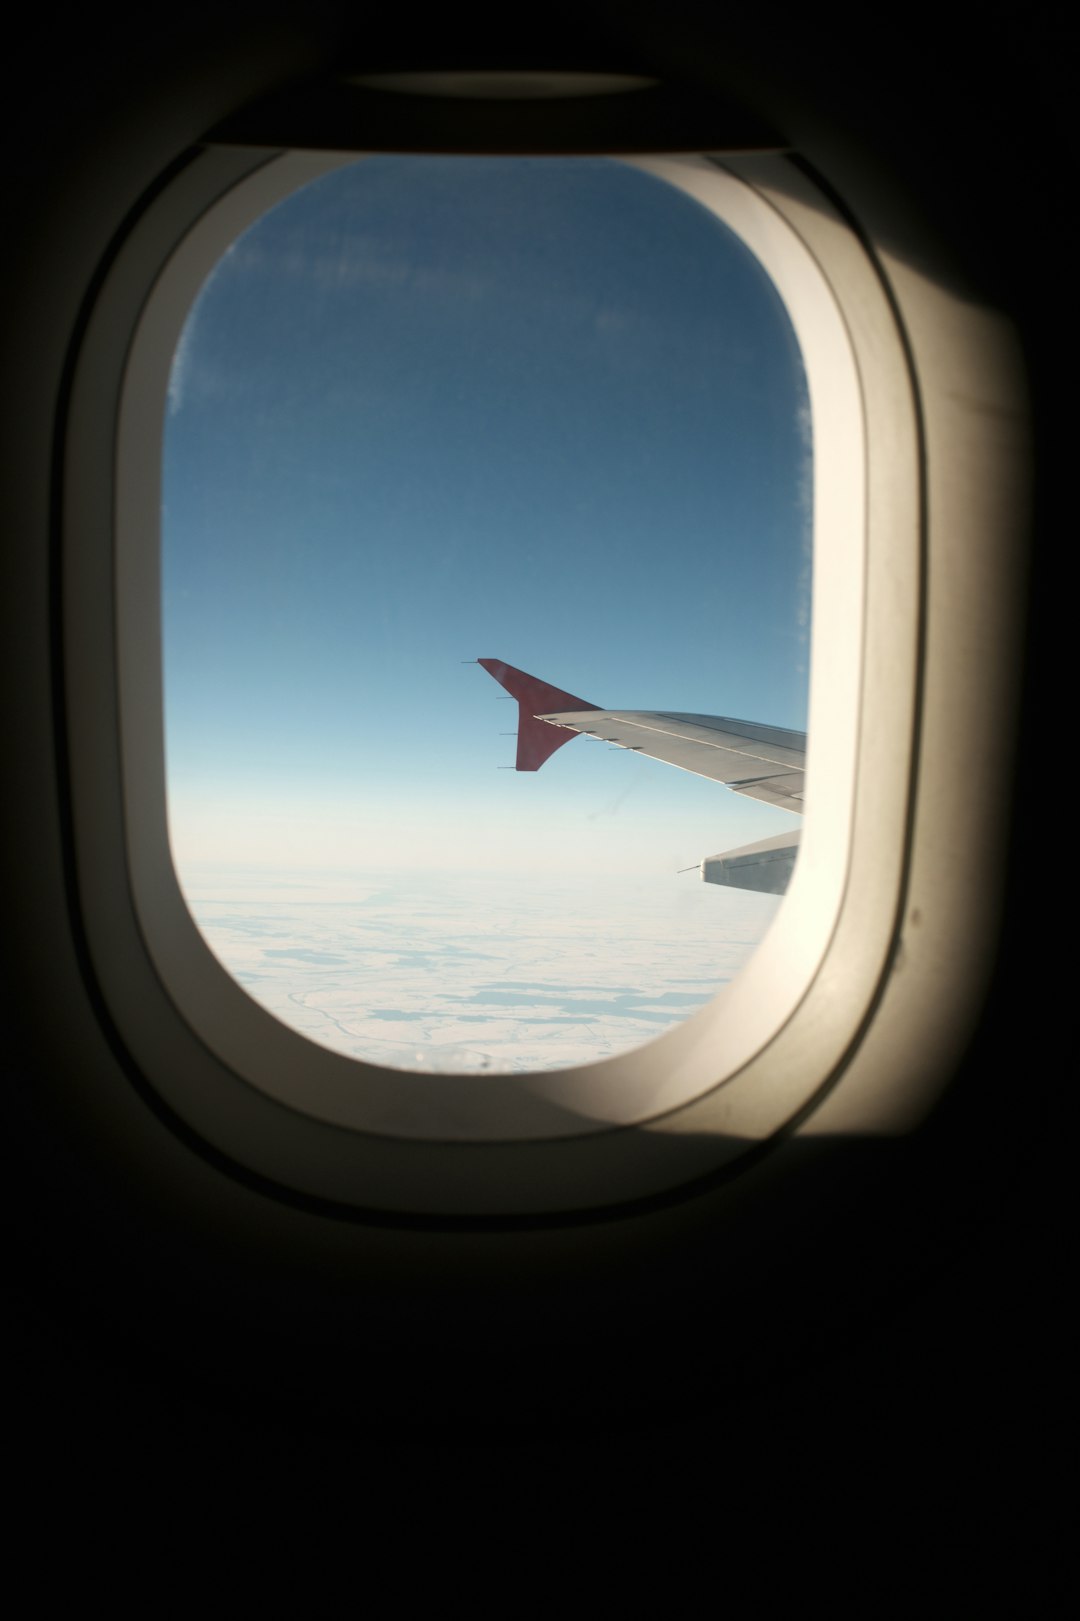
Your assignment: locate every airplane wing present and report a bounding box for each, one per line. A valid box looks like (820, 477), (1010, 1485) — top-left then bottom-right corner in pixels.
(478, 658), (805, 894)
(532, 710), (805, 811)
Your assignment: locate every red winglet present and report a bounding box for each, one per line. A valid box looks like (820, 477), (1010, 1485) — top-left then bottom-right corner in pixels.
(478, 659), (600, 771)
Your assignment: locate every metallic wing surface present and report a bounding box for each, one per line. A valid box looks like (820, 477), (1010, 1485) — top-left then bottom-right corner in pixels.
(478, 658), (805, 894)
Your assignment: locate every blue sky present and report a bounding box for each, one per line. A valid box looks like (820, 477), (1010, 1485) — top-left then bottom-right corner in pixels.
(162, 155), (810, 877)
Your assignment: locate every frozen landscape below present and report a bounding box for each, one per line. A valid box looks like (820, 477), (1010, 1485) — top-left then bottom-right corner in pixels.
(178, 865), (782, 1073)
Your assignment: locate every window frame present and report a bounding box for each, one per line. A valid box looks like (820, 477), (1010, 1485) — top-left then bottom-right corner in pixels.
(63, 144), (931, 1213)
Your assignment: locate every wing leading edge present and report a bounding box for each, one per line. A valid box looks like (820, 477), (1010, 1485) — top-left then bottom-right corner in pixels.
(478, 659), (805, 895)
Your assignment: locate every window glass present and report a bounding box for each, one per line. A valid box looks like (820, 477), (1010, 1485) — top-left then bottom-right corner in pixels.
(162, 156), (810, 1074)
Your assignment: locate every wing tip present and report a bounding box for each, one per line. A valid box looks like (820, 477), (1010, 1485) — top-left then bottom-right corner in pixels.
(477, 659), (599, 771)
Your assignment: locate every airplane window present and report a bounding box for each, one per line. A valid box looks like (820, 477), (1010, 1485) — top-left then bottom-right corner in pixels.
(161, 155), (811, 1076)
